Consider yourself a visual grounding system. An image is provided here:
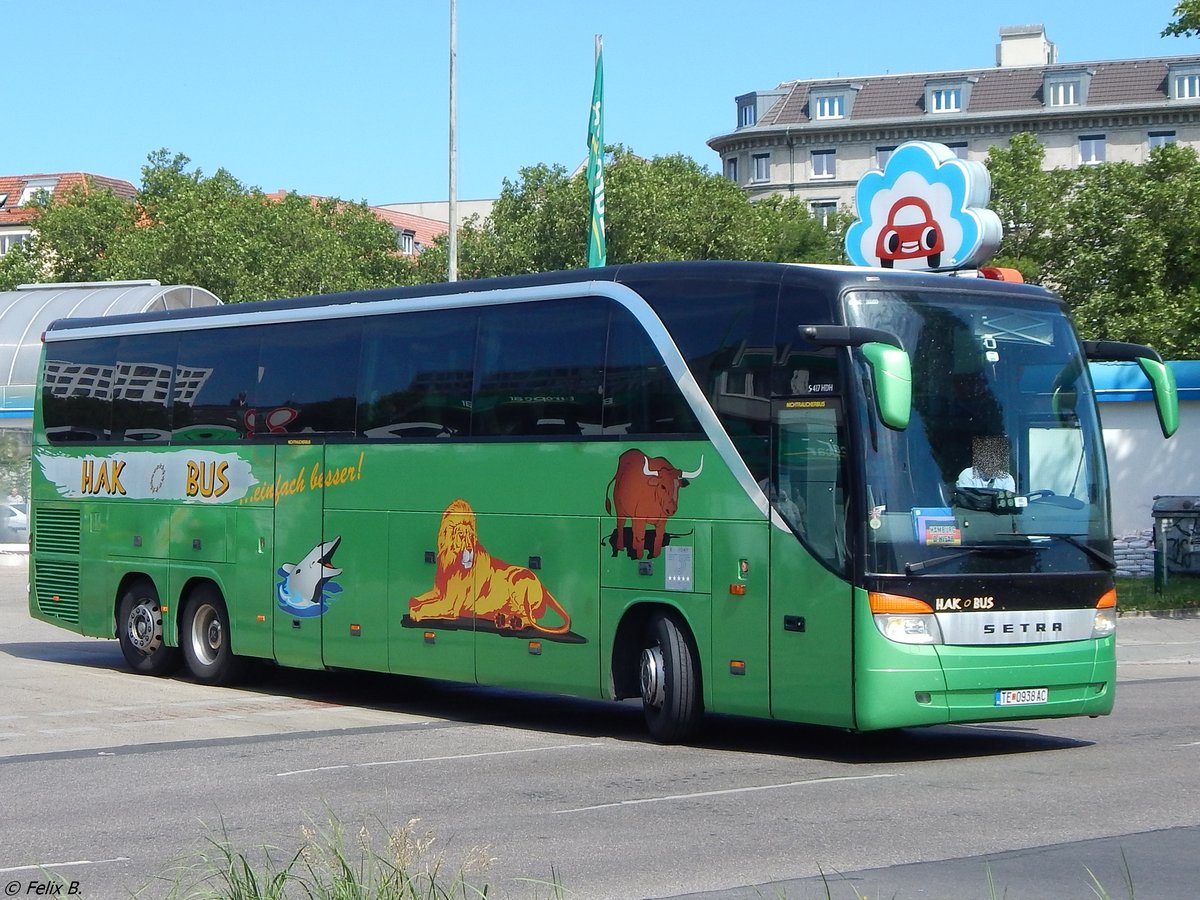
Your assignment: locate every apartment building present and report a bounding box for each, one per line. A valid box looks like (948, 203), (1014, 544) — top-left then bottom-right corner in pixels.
(709, 25), (1200, 220)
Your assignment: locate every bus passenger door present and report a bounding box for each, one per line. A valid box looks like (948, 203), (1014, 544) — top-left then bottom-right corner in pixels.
(272, 443), (327, 670)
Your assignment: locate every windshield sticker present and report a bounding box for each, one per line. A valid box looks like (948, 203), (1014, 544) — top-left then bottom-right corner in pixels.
(911, 507), (961, 545)
(37, 449), (257, 503)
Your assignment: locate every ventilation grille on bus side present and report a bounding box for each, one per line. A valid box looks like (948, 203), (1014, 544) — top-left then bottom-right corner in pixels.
(34, 507), (82, 555)
(33, 507), (83, 624)
(34, 561), (81, 624)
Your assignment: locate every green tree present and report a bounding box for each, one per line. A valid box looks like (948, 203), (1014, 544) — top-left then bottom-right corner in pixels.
(414, 147), (844, 282)
(1163, 0), (1200, 36)
(985, 133), (1067, 282)
(0, 150), (415, 302)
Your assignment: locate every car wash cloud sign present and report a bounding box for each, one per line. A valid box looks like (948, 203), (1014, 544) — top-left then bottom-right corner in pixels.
(845, 141), (1002, 271)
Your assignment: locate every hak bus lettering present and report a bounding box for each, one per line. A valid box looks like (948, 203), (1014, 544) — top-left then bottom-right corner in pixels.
(604, 449), (702, 559)
(37, 449), (257, 503)
(404, 499), (582, 641)
(277, 538), (343, 617)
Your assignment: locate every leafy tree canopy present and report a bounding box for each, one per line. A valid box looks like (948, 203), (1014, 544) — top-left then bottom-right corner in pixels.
(1163, 0), (1200, 37)
(0, 150), (415, 302)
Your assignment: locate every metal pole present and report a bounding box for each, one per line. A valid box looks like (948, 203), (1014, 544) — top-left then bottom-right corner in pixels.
(448, 0), (458, 282)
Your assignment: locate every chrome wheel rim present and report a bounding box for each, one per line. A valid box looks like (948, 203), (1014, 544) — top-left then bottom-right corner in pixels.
(189, 603), (222, 666)
(640, 644), (666, 709)
(127, 601), (162, 655)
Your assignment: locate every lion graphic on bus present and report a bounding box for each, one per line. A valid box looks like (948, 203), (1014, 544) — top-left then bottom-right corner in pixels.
(406, 498), (576, 638)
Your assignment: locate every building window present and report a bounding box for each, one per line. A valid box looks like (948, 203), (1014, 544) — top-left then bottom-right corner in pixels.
(930, 87), (962, 113)
(1149, 130), (1177, 150)
(739, 101), (757, 128)
(1080, 134), (1106, 165)
(18, 178), (58, 206)
(1048, 81), (1078, 106)
(752, 153), (770, 182)
(1174, 73), (1200, 99)
(814, 95), (844, 120)
(398, 231), (415, 254)
(810, 200), (838, 229)
(876, 145), (897, 169)
(811, 149), (836, 179)
(945, 141), (968, 160)
(724, 157), (738, 181)
(0, 233), (27, 256)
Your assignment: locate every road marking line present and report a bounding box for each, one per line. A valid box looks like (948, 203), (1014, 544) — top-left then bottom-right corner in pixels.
(553, 773), (900, 814)
(275, 741), (603, 777)
(0, 857), (131, 873)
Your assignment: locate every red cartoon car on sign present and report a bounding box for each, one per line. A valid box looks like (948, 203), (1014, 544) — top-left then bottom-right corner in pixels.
(605, 449), (702, 560)
(876, 196), (944, 269)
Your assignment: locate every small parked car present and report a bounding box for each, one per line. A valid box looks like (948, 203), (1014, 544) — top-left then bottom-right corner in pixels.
(0, 503), (27, 543)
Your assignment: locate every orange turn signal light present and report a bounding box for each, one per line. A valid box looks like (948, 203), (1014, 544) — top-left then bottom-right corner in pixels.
(868, 591), (934, 615)
(1096, 588), (1117, 609)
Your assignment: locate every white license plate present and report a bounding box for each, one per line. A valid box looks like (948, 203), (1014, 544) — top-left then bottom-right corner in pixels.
(995, 688), (1049, 706)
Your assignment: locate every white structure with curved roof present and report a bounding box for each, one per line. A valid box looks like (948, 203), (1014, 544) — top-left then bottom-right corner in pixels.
(0, 280), (221, 427)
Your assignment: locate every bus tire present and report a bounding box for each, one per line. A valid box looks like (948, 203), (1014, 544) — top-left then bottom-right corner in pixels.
(640, 612), (702, 743)
(181, 585), (248, 685)
(117, 580), (181, 676)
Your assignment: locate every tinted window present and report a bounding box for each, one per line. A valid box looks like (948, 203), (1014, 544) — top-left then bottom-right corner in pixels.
(112, 332), (178, 443)
(473, 301), (609, 437)
(41, 337), (118, 443)
(604, 305), (702, 436)
(358, 309), (477, 439)
(174, 326), (263, 442)
(256, 319), (361, 435)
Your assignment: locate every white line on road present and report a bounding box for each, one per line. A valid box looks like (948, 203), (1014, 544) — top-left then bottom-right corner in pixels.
(275, 741), (604, 777)
(0, 857), (130, 873)
(553, 773), (901, 814)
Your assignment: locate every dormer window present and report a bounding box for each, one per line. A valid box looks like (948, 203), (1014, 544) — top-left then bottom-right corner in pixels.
(18, 177), (58, 206)
(1169, 63), (1200, 100)
(739, 99), (757, 128)
(924, 77), (975, 115)
(808, 83), (861, 121)
(1043, 68), (1093, 108)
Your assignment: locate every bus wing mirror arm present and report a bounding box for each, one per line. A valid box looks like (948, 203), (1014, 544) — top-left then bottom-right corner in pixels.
(1082, 340), (1178, 439)
(798, 326), (911, 431)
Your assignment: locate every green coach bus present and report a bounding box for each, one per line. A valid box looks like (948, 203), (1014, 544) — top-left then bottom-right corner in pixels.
(27, 261), (1177, 742)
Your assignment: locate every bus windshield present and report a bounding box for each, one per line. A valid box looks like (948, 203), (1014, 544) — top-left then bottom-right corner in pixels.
(845, 288), (1111, 577)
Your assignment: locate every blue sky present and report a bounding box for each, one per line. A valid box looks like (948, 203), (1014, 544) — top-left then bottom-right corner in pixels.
(4, 1), (1196, 206)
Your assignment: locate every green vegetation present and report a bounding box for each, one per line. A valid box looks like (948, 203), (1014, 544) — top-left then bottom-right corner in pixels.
(151, 814), (567, 899)
(1116, 575), (1200, 611)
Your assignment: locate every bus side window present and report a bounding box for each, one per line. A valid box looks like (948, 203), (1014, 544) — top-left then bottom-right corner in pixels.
(256, 319), (361, 436)
(357, 309), (477, 439)
(41, 336), (120, 444)
(112, 332), (178, 443)
(472, 301), (608, 438)
(605, 306), (702, 437)
(175, 326), (264, 442)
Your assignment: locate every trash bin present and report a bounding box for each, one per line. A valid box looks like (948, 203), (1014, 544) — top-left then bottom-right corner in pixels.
(1151, 496), (1200, 575)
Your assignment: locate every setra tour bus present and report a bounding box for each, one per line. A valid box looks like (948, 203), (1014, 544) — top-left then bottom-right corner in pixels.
(28, 261), (1178, 742)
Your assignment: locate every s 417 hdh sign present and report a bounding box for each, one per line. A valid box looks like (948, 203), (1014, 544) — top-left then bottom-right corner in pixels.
(844, 140), (1002, 271)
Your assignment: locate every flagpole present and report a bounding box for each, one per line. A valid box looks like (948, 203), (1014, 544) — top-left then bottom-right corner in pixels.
(448, 0), (458, 282)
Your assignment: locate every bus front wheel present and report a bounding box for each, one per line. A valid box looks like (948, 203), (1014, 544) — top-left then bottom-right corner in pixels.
(181, 586), (248, 685)
(117, 580), (181, 676)
(640, 612), (702, 743)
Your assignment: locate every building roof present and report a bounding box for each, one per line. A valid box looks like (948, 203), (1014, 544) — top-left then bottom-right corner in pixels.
(749, 55), (1200, 130)
(0, 173), (137, 227)
(0, 281), (221, 417)
(264, 190), (446, 254)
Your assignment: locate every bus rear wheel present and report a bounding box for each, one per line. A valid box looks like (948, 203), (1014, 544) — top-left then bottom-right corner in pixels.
(181, 585), (248, 685)
(117, 580), (181, 676)
(639, 612), (702, 743)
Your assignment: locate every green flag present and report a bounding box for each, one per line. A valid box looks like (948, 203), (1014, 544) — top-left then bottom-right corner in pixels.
(586, 37), (606, 268)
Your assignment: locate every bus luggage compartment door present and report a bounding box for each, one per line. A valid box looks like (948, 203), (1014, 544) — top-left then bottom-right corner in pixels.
(272, 443), (327, 670)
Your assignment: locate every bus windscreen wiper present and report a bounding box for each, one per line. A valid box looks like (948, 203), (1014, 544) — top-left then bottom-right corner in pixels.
(905, 543), (1038, 575)
(1025, 533), (1117, 570)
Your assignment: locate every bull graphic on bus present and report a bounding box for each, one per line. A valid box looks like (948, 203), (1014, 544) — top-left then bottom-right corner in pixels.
(604, 449), (702, 559)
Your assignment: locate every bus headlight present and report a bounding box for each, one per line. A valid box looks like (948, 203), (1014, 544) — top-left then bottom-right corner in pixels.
(1092, 587), (1117, 639)
(869, 592), (943, 645)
